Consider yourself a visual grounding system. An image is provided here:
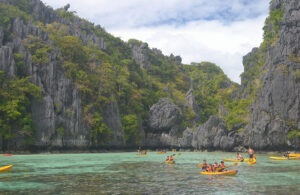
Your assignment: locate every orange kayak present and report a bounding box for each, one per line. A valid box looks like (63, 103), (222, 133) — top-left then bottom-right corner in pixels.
(2, 154), (12, 157)
(0, 165), (13, 173)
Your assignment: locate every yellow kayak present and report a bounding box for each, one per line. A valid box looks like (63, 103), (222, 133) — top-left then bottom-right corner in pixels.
(269, 157), (297, 160)
(201, 169), (238, 176)
(222, 159), (249, 162)
(289, 154), (300, 157)
(0, 165), (13, 173)
(247, 158), (256, 164)
(164, 160), (175, 164)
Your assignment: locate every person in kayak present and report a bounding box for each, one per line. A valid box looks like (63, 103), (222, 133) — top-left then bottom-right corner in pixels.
(219, 161), (225, 168)
(236, 153), (243, 161)
(213, 162), (219, 171)
(169, 155), (174, 161)
(202, 160), (208, 170)
(166, 156), (170, 161)
(207, 164), (214, 172)
(249, 147), (254, 159)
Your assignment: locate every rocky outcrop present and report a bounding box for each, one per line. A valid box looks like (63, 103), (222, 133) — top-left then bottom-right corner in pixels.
(243, 0), (300, 149)
(148, 98), (183, 134)
(129, 41), (151, 70)
(185, 88), (200, 117)
(0, 0), (122, 150)
(190, 116), (235, 150)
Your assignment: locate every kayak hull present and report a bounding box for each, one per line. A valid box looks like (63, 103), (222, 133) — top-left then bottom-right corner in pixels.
(201, 169), (238, 176)
(247, 159), (256, 164)
(165, 161), (175, 164)
(269, 157), (297, 160)
(2, 154), (12, 156)
(0, 165), (13, 173)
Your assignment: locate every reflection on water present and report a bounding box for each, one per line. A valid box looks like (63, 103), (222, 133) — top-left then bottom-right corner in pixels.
(0, 152), (300, 194)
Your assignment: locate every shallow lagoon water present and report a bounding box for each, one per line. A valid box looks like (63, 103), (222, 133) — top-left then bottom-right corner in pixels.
(0, 152), (300, 194)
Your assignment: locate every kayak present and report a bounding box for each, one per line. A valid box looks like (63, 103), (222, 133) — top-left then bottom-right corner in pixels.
(269, 157), (297, 160)
(2, 154), (12, 157)
(247, 158), (256, 164)
(164, 160), (175, 164)
(0, 165), (13, 173)
(201, 169), (238, 176)
(222, 159), (249, 162)
(136, 154), (147, 155)
(288, 154), (300, 157)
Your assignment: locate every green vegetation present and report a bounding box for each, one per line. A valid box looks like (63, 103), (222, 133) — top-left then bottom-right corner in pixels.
(262, 8), (284, 49)
(295, 70), (300, 82)
(0, 71), (41, 145)
(0, 2), (32, 42)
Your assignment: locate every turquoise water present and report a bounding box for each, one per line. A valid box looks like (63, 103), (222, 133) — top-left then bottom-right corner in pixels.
(1, 152), (300, 194)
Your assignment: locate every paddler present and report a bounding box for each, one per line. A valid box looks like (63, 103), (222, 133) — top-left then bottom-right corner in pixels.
(201, 160), (208, 170)
(169, 155), (174, 161)
(207, 164), (214, 172)
(219, 161), (225, 168)
(166, 156), (170, 161)
(236, 152), (243, 161)
(213, 162), (219, 171)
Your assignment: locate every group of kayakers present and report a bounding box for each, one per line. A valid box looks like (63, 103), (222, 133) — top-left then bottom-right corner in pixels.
(165, 155), (175, 162)
(137, 146), (147, 155)
(201, 160), (226, 172)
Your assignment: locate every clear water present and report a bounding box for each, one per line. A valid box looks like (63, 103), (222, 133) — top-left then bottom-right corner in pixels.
(0, 152), (300, 194)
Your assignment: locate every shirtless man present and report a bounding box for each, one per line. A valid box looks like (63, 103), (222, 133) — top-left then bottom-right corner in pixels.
(249, 147), (254, 159)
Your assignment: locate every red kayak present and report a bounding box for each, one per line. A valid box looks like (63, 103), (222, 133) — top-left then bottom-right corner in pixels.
(2, 154), (12, 156)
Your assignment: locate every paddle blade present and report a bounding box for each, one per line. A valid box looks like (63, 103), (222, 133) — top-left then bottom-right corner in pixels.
(198, 164), (202, 167)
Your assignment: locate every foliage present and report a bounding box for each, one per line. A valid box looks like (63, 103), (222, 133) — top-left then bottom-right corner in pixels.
(262, 8), (284, 49)
(287, 129), (300, 139)
(294, 70), (300, 83)
(0, 71), (41, 142)
(122, 114), (141, 145)
(24, 35), (53, 65)
(0, 3), (33, 42)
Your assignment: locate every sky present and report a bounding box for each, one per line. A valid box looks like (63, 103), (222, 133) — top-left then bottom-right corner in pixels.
(41, 0), (270, 83)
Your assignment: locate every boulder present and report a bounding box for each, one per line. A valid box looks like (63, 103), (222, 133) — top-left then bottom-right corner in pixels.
(148, 98), (182, 133)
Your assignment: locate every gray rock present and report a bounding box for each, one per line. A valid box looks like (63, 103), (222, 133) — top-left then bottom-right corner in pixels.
(102, 99), (125, 146)
(148, 98), (183, 133)
(0, 26), (3, 47)
(242, 0), (300, 149)
(191, 116), (235, 150)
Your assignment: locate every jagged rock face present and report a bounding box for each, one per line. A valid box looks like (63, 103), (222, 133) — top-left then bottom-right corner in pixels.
(148, 98), (183, 134)
(243, 0), (300, 149)
(191, 116), (235, 150)
(185, 88), (200, 117)
(102, 100), (124, 146)
(0, 1), (121, 149)
(129, 42), (151, 70)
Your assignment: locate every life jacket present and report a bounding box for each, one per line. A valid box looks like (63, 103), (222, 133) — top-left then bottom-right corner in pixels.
(253, 154), (256, 159)
(238, 154), (243, 160)
(202, 163), (208, 168)
(170, 156), (174, 160)
(208, 166), (213, 172)
(220, 163), (225, 168)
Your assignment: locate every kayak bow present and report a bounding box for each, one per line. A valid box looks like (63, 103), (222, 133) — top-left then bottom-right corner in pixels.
(0, 165), (13, 173)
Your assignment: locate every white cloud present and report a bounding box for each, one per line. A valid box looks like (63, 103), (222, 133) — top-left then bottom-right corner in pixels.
(41, 0), (269, 83)
(111, 15), (267, 83)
